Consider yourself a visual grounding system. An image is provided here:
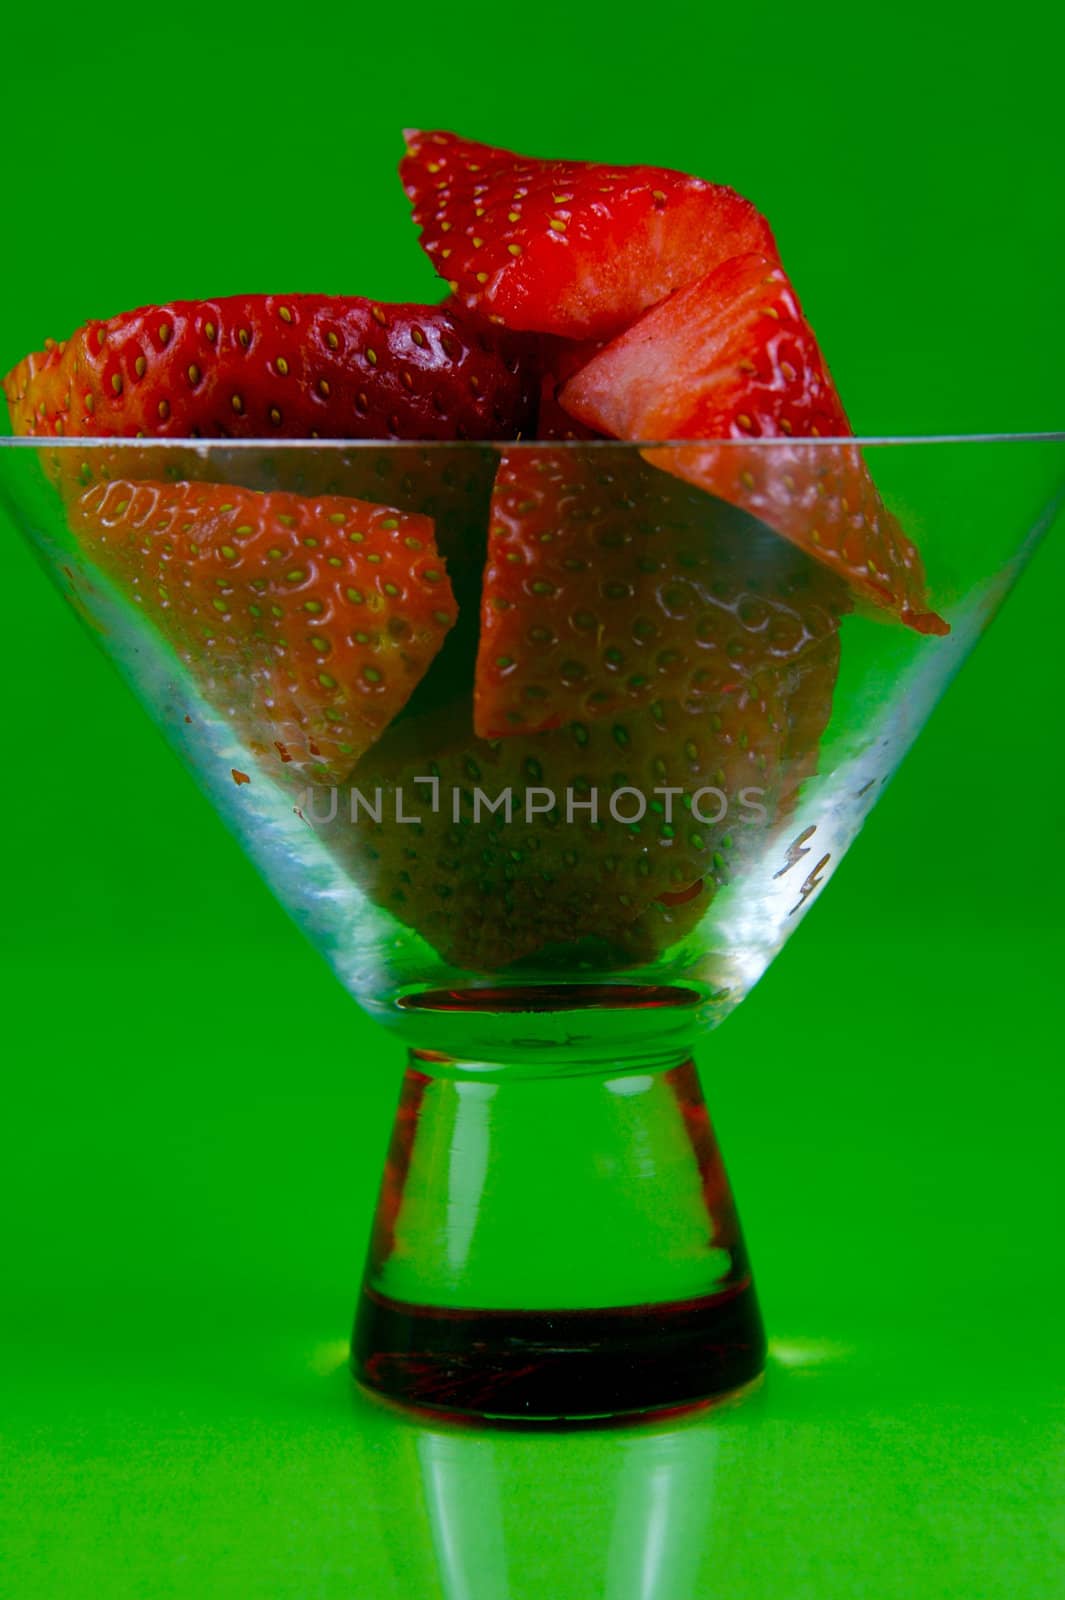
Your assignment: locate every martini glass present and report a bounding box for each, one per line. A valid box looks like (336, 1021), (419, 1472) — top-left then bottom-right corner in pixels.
(1, 432), (1060, 1423)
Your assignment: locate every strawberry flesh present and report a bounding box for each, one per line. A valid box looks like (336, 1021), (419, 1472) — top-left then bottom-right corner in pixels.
(561, 254), (948, 634)
(400, 130), (777, 339)
(67, 479), (457, 783)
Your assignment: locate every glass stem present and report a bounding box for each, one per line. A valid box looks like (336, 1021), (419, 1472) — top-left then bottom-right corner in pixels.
(353, 1051), (765, 1421)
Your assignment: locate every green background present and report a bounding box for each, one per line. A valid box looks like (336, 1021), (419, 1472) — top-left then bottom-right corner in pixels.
(1, 2), (1062, 1595)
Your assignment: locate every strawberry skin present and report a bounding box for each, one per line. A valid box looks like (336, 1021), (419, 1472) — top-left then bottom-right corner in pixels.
(475, 449), (849, 739)
(400, 130), (777, 339)
(561, 254), (948, 635)
(3, 295), (537, 442)
(318, 690), (786, 972)
(67, 480), (457, 783)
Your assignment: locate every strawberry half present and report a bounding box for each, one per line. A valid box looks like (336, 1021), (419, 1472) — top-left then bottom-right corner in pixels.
(67, 480), (457, 783)
(560, 254), (948, 635)
(400, 130), (777, 340)
(474, 449), (849, 739)
(3, 295), (536, 442)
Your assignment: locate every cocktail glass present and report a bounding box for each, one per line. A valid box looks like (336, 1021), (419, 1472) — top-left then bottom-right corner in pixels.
(1, 433), (1060, 1422)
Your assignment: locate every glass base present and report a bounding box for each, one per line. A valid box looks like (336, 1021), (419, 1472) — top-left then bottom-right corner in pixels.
(353, 1051), (766, 1422)
(354, 1280), (765, 1422)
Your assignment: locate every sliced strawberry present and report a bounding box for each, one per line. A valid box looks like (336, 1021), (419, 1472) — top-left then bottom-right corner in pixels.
(475, 449), (849, 738)
(316, 690), (787, 971)
(560, 254), (949, 635)
(4, 298), (529, 689)
(400, 130), (777, 340)
(67, 480), (457, 783)
(3, 294), (536, 443)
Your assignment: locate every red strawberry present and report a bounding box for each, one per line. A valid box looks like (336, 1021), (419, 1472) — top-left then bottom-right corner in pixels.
(400, 130), (777, 339)
(2, 294), (537, 443)
(23, 442), (496, 735)
(315, 690), (788, 972)
(67, 479), (457, 782)
(474, 449), (849, 739)
(561, 254), (948, 635)
(3, 298), (531, 692)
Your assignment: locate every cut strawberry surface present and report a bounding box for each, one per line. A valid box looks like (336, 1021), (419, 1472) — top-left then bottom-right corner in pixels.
(67, 480), (457, 783)
(3, 294), (536, 443)
(561, 254), (948, 635)
(475, 449), (849, 738)
(319, 690), (787, 972)
(400, 130), (777, 340)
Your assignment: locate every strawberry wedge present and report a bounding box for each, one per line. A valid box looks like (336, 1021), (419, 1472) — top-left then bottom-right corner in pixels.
(475, 448), (848, 738)
(400, 130), (777, 340)
(561, 254), (948, 635)
(68, 480), (457, 783)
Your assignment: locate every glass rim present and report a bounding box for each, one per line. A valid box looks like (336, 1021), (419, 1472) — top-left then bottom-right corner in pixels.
(0, 431), (1063, 451)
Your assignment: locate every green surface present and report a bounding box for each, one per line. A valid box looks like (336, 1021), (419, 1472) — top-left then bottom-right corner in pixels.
(1, 1), (1063, 1594)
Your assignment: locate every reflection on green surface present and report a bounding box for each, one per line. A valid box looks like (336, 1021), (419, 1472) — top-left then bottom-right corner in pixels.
(3, 1320), (1061, 1600)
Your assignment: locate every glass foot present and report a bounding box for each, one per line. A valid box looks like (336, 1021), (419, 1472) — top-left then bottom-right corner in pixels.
(353, 1053), (766, 1422)
(355, 1281), (764, 1421)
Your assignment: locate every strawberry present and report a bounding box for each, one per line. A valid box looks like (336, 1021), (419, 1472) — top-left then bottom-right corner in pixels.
(315, 675), (796, 973)
(67, 479), (457, 783)
(400, 130), (777, 340)
(28, 442), (496, 732)
(2, 294), (537, 443)
(560, 253), (948, 635)
(3, 298), (529, 698)
(474, 449), (849, 739)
